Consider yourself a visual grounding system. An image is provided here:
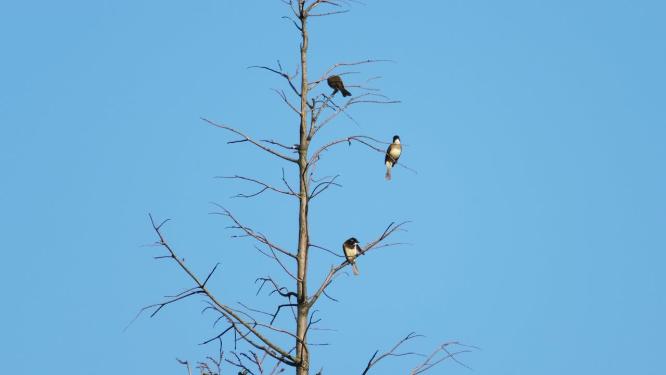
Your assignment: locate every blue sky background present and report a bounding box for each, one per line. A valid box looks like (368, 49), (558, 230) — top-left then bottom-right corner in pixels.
(1, 0), (665, 374)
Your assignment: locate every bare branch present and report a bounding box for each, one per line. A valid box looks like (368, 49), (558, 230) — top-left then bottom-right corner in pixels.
(254, 277), (300, 324)
(310, 59), (395, 89)
(361, 332), (424, 375)
(271, 303), (300, 325)
(261, 139), (298, 151)
(249, 63), (301, 97)
(309, 9), (349, 17)
(309, 135), (418, 177)
(281, 15), (302, 31)
(217, 175), (298, 199)
(254, 245), (298, 281)
(310, 74), (387, 127)
(226, 351), (256, 375)
(358, 221), (409, 255)
(140, 290), (205, 319)
(410, 342), (476, 374)
(202, 118), (298, 163)
(200, 325), (234, 346)
(279, 0), (299, 17)
(196, 338), (224, 375)
(272, 88), (300, 114)
(309, 135), (387, 166)
(309, 175), (341, 199)
(311, 93), (400, 137)
(308, 243), (344, 258)
(256, 277), (298, 299)
(275, 168), (297, 197)
(177, 359), (192, 375)
(269, 359), (285, 375)
(306, 0), (344, 14)
(203, 263), (221, 287)
(144, 214), (298, 366)
(308, 221), (409, 307)
(322, 289), (339, 303)
(210, 204), (297, 260)
(233, 302), (301, 339)
(359, 334), (477, 375)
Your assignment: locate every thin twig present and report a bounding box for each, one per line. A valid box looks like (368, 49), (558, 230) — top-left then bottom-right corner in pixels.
(217, 175), (298, 199)
(202, 118), (298, 163)
(249, 63), (301, 97)
(309, 221), (409, 307)
(210, 204), (296, 260)
(410, 341), (476, 374)
(177, 359), (192, 375)
(361, 332), (424, 375)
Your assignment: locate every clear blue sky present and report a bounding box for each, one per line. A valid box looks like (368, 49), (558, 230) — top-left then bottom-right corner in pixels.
(1, 1), (664, 374)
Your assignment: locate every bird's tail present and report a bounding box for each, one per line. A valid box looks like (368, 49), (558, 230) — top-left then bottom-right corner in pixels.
(341, 88), (352, 97)
(352, 262), (360, 276)
(385, 164), (392, 180)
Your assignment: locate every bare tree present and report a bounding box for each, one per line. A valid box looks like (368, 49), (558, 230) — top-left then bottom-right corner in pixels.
(137, 1), (473, 374)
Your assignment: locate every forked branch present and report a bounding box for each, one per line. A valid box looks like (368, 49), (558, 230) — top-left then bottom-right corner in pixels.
(309, 93), (400, 138)
(410, 342), (476, 374)
(308, 221), (409, 307)
(361, 333), (476, 375)
(361, 332), (424, 375)
(309, 175), (341, 200)
(309, 135), (418, 176)
(249, 61), (301, 97)
(309, 135), (387, 166)
(145, 214), (298, 366)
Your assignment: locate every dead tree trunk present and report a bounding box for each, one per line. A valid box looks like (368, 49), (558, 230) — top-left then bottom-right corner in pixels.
(296, 7), (311, 375)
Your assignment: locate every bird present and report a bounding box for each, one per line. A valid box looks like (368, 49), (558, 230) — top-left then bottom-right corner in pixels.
(385, 135), (402, 180)
(342, 237), (362, 276)
(327, 75), (352, 97)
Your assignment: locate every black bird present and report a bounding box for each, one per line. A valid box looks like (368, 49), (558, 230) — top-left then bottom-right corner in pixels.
(327, 75), (352, 97)
(342, 237), (362, 276)
(385, 135), (402, 180)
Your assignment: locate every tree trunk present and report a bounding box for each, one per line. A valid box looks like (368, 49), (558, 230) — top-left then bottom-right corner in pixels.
(296, 10), (310, 375)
